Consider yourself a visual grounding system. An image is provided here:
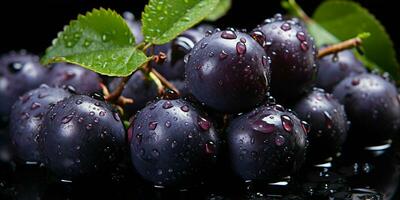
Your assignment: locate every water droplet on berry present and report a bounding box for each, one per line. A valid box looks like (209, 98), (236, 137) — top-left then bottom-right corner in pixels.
(205, 141), (215, 154)
(221, 30), (237, 39)
(252, 119), (275, 134)
(86, 123), (93, 130)
(180, 105), (189, 112)
(300, 42), (309, 51)
(301, 121), (310, 134)
(324, 111), (333, 129)
(236, 42), (246, 55)
(296, 31), (306, 41)
(113, 112), (120, 122)
(281, 115), (293, 132)
(352, 78), (360, 86)
(275, 135), (285, 146)
(162, 101), (173, 109)
(280, 23), (291, 31)
(62, 114), (74, 124)
(219, 50), (228, 60)
(31, 102), (41, 110)
(197, 116), (211, 131)
(149, 121), (158, 130)
(165, 120), (171, 128)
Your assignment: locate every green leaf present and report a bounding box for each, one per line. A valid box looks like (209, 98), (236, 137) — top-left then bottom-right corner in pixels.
(205, 0), (231, 21)
(142, 0), (220, 45)
(312, 0), (400, 80)
(42, 8), (149, 77)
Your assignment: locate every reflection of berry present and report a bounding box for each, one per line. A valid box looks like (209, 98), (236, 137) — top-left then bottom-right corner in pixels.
(185, 29), (269, 113)
(251, 15), (317, 104)
(294, 88), (348, 163)
(333, 73), (400, 147)
(130, 99), (219, 187)
(227, 104), (307, 182)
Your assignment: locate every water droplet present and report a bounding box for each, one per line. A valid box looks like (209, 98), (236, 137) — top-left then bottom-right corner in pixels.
(197, 116), (211, 131)
(62, 114), (74, 124)
(99, 111), (106, 116)
(352, 78), (360, 86)
(152, 149), (160, 157)
(165, 120), (171, 128)
(171, 140), (177, 148)
(38, 93), (49, 99)
(101, 34), (108, 42)
(221, 30), (237, 39)
(113, 112), (120, 122)
(219, 50), (228, 60)
(252, 119), (275, 134)
(86, 123), (93, 130)
(250, 137), (255, 144)
(205, 141), (215, 154)
(184, 54), (190, 63)
(236, 42), (246, 55)
(78, 117), (84, 123)
(149, 121), (158, 130)
(251, 30), (265, 47)
(75, 99), (82, 105)
(180, 105), (189, 112)
(89, 111), (95, 116)
(275, 104), (285, 112)
(262, 55), (268, 66)
(162, 101), (173, 109)
(136, 133), (142, 144)
(240, 37), (246, 43)
(208, 51), (215, 57)
(301, 121), (310, 134)
(94, 117), (99, 123)
(275, 135), (285, 146)
(200, 42), (208, 49)
(300, 42), (309, 51)
(31, 102), (41, 110)
(323, 111), (333, 129)
(281, 115), (293, 132)
(296, 31), (306, 41)
(280, 23), (291, 31)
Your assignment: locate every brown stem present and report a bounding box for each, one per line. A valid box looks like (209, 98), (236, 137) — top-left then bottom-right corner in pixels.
(317, 37), (363, 59)
(150, 68), (180, 96)
(104, 75), (131, 102)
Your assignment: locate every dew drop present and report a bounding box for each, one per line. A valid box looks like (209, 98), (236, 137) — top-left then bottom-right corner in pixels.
(240, 37), (246, 43)
(165, 120), (171, 128)
(75, 99), (83, 105)
(351, 78), (360, 86)
(262, 55), (268, 66)
(219, 50), (228, 60)
(162, 101), (173, 109)
(252, 119), (275, 134)
(251, 30), (265, 47)
(236, 42), (246, 55)
(113, 112), (121, 122)
(300, 42), (309, 51)
(221, 30), (237, 39)
(205, 141), (215, 154)
(281, 115), (293, 132)
(197, 116), (211, 131)
(275, 135), (285, 146)
(180, 105), (189, 112)
(62, 114), (74, 124)
(86, 123), (93, 130)
(149, 121), (158, 130)
(301, 121), (310, 134)
(99, 111), (106, 116)
(152, 149), (160, 157)
(296, 31), (306, 41)
(323, 111), (333, 129)
(31, 102), (41, 110)
(280, 23), (291, 31)
(200, 42), (208, 49)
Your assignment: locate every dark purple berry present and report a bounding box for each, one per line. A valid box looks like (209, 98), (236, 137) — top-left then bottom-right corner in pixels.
(108, 71), (158, 117)
(316, 49), (366, 92)
(129, 99), (219, 187)
(227, 104), (307, 182)
(9, 85), (72, 164)
(294, 88), (348, 163)
(0, 51), (47, 124)
(45, 63), (101, 95)
(185, 29), (270, 113)
(39, 95), (126, 180)
(251, 17), (317, 104)
(333, 73), (400, 147)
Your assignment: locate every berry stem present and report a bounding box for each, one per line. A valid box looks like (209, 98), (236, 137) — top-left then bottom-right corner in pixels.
(104, 74), (131, 102)
(317, 37), (363, 58)
(150, 68), (180, 95)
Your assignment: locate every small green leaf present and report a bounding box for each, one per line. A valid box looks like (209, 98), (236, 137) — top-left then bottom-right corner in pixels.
(205, 0), (231, 21)
(313, 0), (400, 80)
(142, 0), (220, 45)
(42, 8), (149, 76)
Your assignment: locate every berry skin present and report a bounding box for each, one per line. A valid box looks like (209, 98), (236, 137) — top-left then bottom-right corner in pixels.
(129, 98), (219, 187)
(9, 85), (72, 164)
(0, 51), (47, 124)
(227, 104), (307, 182)
(294, 88), (348, 163)
(150, 28), (206, 81)
(251, 15), (317, 104)
(316, 49), (366, 92)
(45, 63), (101, 95)
(185, 29), (270, 113)
(333, 73), (400, 147)
(108, 71), (158, 117)
(39, 95), (126, 180)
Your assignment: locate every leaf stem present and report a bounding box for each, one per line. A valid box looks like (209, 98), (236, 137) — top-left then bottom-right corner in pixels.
(317, 37), (363, 58)
(282, 0), (312, 23)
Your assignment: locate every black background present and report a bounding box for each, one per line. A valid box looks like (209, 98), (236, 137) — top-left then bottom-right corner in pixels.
(0, 0), (398, 58)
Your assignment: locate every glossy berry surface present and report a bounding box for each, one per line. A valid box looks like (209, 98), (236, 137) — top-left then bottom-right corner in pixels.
(227, 104), (307, 182)
(185, 29), (270, 113)
(149, 27), (205, 81)
(45, 63), (101, 95)
(0, 51), (47, 124)
(316, 49), (366, 92)
(129, 98), (219, 187)
(294, 88), (348, 163)
(9, 85), (72, 164)
(108, 71), (158, 117)
(251, 15), (317, 104)
(39, 95), (126, 180)
(333, 73), (400, 147)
